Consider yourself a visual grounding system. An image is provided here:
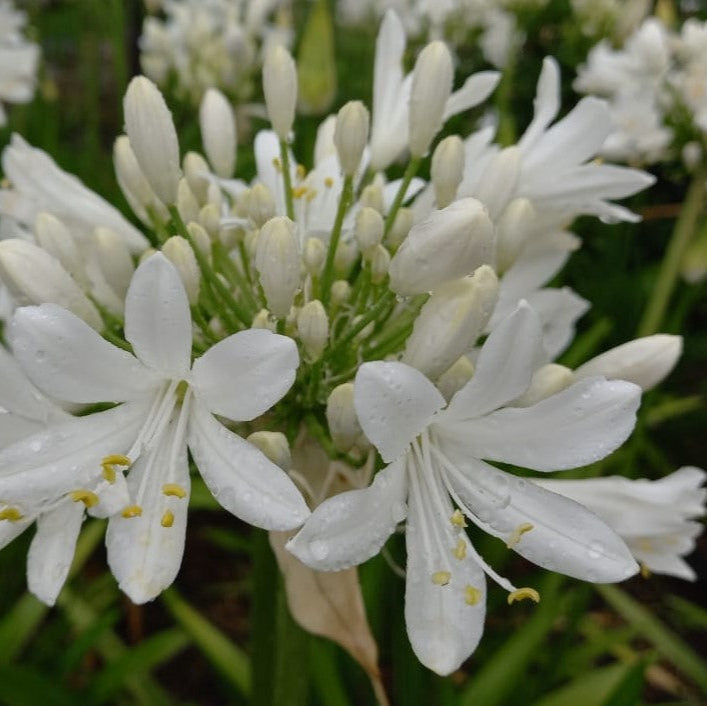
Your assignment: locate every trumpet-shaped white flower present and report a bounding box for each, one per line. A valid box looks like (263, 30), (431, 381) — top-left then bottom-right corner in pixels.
(536, 467), (707, 580)
(4, 253), (309, 603)
(288, 303), (641, 675)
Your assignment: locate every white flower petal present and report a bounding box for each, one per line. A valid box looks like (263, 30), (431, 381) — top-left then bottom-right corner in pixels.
(354, 361), (446, 462)
(27, 500), (84, 606)
(0, 514), (33, 550)
(10, 304), (159, 404)
(188, 399), (309, 530)
(517, 57), (561, 152)
(106, 415), (190, 604)
(443, 71), (500, 121)
(444, 303), (544, 422)
(443, 377), (641, 471)
(124, 254), (192, 378)
(87, 471), (131, 519)
(286, 458), (407, 570)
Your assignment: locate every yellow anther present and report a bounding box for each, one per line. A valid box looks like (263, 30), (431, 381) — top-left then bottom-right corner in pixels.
(640, 563), (651, 579)
(507, 587), (541, 605)
(431, 571), (451, 586)
(101, 454), (131, 484)
(271, 157), (282, 172)
(292, 185), (308, 199)
(161, 510), (175, 528)
(506, 522), (534, 548)
(306, 189), (318, 202)
(163, 483), (187, 499)
(296, 164), (306, 180)
(121, 505), (143, 519)
(450, 509), (467, 528)
(0, 177), (10, 189)
(0, 507), (23, 522)
(323, 176), (334, 188)
(102, 465), (116, 483)
(69, 490), (99, 508)
(464, 585), (482, 606)
(452, 538), (467, 560)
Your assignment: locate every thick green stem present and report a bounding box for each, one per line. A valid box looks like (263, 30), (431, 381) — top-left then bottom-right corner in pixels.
(320, 176), (354, 308)
(279, 140), (296, 221)
(213, 240), (259, 315)
(272, 588), (310, 706)
(383, 158), (420, 237)
(637, 170), (705, 336)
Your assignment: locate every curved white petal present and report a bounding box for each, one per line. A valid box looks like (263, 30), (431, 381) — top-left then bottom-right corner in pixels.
(0, 514), (33, 550)
(188, 399), (309, 530)
(440, 453), (638, 582)
(442, 377), (641, 472)
(404, 466), (486, 675)
(354, 361), (445, 462)
(10, 304), (159, 403)
(124, 254), (192, 378)
(518, 57), (561, 152)
(444, 303), (544, 422)
(286, 458), (407, 571)
(106, 412), (190, 604)
(443, 71), (500, 121)
(191, 329), (298, 422)
(27, 500), (84, 606)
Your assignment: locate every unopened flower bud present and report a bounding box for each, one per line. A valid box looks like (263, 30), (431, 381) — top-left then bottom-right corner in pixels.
(334, 240), (358, 278)
(385, 207), (414, 251)
(326, 383), (362, 452)
(369, 244), (391, 284)
(162, 235), (200, 305)
(409, 41), (453, 158)
(473, 147), (521, 220)
(389, 198), (494, 295)
(123, 75), (182, 204)
(199, 203), (221, 238)
(495, 198), (535, 273)
(330, 279), (351, 307)
(92, 227), (135, 301)
(200, 88), (237, 178)
(402, 265), (498, 378)
(334, 100), (370, 176)
(437, 356), (475, 401)
(247, 431), (292, 471)
(0, 239), (102, 330)
(355, 207), (384, 257)
(34, 213), (87, 287)
(183, 151), (211, 203)
(255, 217), (301, 318)
(187, 221), (212, 259)
(177, 178), (200, 224)
(252, 308), (276, 331)
(513, 364), (574, 407)
(359, 183), (384, 213)
(431, 135), (464, 208)
(303, 237), (326, 276)
(297, 300), (329, 360)
(245, 183), (276, 227)
(206, 182), (222, 212)
(263, 45), (297, 141)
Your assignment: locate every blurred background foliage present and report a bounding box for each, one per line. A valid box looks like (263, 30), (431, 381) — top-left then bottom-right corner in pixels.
(0, 0), (705, 704)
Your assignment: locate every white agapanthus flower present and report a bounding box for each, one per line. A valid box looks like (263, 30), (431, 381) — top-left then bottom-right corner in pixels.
(288, 303), (641, 675)
(0, 0), (40, 126)
(2, 253), (309, 603)
(536, 467), (707, 580)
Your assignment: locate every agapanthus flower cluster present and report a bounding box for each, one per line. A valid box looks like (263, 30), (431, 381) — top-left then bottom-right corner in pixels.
(0, 10), (704, 677)
(0, 0), (40, 127)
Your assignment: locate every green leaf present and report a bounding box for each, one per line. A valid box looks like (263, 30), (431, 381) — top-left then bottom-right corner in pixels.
(602, 659), (646, 706)
(532, 664), (633, 706)
(0, 665), (77, 706)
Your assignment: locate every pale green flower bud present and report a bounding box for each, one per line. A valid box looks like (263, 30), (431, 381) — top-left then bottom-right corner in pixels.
(385, 207), (413, 251)
(297, 299), (329, 360)
(123, 75), (182, 204)
(199, 88), (236, 178)
(92, 227), (135, 301)
(244, 183), (276, 227)
(409, 41), (453, 158)
(355, 206), (384, 257)
(162, 235), (200, 306)
(255, 216), (301, 318)
(251, 308), (276, 331)
(34, 213), (88, 288)
(431, 135), (464, 208)
(183, 151), (211, 203)
(330, 279), (351, 307)
(0, 239), (102, 330)
(247, 431), (292, 471)
(513, 364), (574, 408)
(206, 182), (222, 212)
(334, 100), (370, 176)
(177, 178), (200, 225)
(334, 239), (358, 278)
(187, 221), (212, 260)
(369, 244), (391, 284)
(496, 198), (535, 273)
(198, 203), (221, 238)
(437, 356), (475, 401)
(402, 265), (498, 379)
(303, 237), (326, 276)
(326, 382), (362, 452)
(263, 45), (297, 141)
(359, 182), (385, 214)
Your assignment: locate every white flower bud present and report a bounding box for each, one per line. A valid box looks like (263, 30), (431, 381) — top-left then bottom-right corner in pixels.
(437, 356), (475, 401)
(352, 315), (374, 341)
(200, 88), (237, 179)
(473, 146), (521, 221)
(177, 178), (200, 225)
(389, 197), (494, 295)
(113, 135), (168, 225)
(334, 240), (358, 278)
(496, 198), (535, 273)
(574, 335), (683, 391)
(409, 41), (453, 158)
(334, 100), (370, 176)
(252, 308), (276, 331)
(123, 75), (182, 204)
(431, 135), (464, 208)
(330, 279), (351, 307)
(402, 265), (498, 379)
(385, 207), (414, 251)
(255, 217), (301, 318)
(183, 151), (211, 203)
(162, 235), (200, 305)
(34, 213), (87, 288)
(0, 239), (102, 330)
(198, 203), (221, 238)
(303, 237), (326, 276)
(244, 183), (276, 227)
(247, 431), (292, 471)
(326, 382), (362, 452)
(206, 182), (222, 212)
(263, 45), (297, 141)
(187, 221), (212, 260)
(297, 299), (329, 360)
(512, 364), (574, 407)
(359, 183), (384, 213)
(369, 244), (391, 284)
(91, 227), (135, 300)
(355, 207), (384, 257)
